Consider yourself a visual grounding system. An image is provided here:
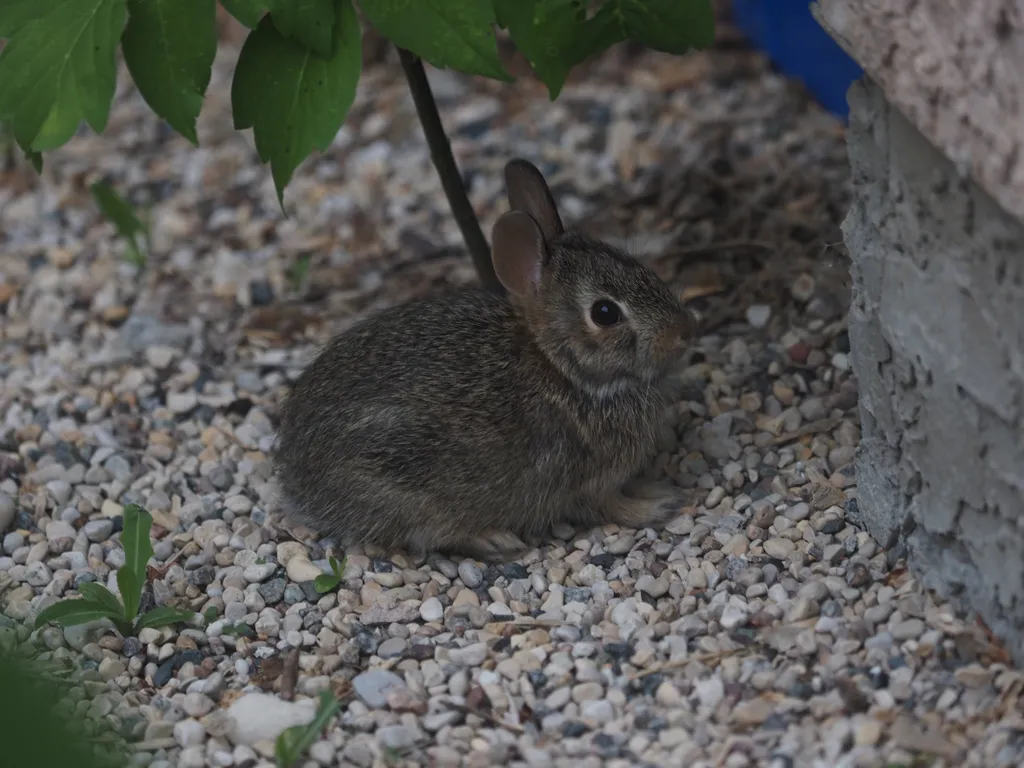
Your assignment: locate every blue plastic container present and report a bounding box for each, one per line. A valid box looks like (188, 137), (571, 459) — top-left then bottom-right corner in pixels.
(730, 0), (863, 120)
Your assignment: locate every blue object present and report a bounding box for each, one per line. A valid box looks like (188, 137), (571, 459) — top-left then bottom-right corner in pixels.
(730, 0), (863, 120)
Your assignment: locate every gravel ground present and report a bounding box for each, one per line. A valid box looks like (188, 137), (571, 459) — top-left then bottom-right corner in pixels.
(3, 16), (1024, 768)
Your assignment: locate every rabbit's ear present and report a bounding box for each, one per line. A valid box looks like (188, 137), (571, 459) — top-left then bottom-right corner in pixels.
(492, 210), (546, 297)
(504, 159), (564, 241)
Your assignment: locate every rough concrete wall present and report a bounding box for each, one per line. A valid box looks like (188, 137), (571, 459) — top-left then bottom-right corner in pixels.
(844, 78), (1024, 660)
(814, 0), (1024, 222)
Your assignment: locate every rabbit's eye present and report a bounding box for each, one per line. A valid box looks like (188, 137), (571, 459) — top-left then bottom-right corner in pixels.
(590, 299), (622, 327)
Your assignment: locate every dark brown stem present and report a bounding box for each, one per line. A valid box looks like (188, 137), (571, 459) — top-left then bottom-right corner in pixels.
(397, 47), (504, 294)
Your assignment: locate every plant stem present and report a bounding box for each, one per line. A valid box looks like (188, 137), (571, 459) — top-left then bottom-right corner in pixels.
(397, 47), (504, 295)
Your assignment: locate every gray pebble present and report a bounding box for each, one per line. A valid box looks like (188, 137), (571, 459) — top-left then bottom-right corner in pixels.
(83, 519), (115, 542)
(46, 480), (73, 506)
(458, 560), (483, 588)
(352, 670), (407, 709)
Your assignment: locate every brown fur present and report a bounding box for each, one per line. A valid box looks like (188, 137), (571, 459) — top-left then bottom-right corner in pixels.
(273, 160), (696, 560)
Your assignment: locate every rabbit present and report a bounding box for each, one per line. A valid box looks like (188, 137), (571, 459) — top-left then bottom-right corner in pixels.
(273, 158), (697, 561)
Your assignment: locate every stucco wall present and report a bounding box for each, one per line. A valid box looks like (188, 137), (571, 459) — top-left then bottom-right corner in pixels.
(814, 0), (1024, 222)
(843, 76), (1024, 661)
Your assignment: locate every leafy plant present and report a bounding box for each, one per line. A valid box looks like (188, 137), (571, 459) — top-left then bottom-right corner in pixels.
(0, 0), (715, 291)
(35, 505), (195, 636)
(0, 647), (129, 768)
(90, 180), (149, 266)
(288, 253), (312, 294)
(274, 688), (342, 768)
(313, 555), (346, 594)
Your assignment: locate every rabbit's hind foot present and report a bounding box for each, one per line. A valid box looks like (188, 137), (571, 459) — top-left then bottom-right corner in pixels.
(600, 481), (688, 530)
(455, 530), (529, 563)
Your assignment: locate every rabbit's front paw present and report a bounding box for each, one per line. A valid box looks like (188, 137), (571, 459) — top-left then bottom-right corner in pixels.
(603, 481), (688, 530)
(458, 530), (528, 562)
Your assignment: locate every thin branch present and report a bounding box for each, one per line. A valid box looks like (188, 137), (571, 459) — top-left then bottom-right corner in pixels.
(397, 47), (504, 294)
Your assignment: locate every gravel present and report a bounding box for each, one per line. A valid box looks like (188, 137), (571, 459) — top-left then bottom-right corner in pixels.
(1, 13), (1021, 768)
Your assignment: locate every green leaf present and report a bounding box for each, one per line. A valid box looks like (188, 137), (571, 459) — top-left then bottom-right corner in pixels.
(134, 605), (196, 631)
(26, 149), (43, 173)
(90, 180), (148, 266)
(76, 582), (125, 618)
(494, 0), (582, 99)
(116, 567), (141, 622)
(220, 0), (267, 28)
(274, 689), (341, 766)
(361, 0), (509, 81)
(288, 253), (312, 293)
(121, 504), (155, 583)
(231, 0), (361, 207)
(613, 0), (715, 54)
(0, 0), (126, 154)
(268, 0), (335, 57)
(30, 72), (86, 152)
(117, 504), (154, 619)
(312, 574), (339, 594)
(121, 0), (217, 145)
(34, 598), (121, 629)
(0, 0), (48, 39)
(570, 1), (628, 60)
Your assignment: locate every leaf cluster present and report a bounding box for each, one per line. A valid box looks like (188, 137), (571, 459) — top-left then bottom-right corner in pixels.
(0, 0), (714, 206)
(0, 648), (130, 768)
(313, 555), (346, 594)
(34, 505), (195, 636)
(274, 688), (342, 768)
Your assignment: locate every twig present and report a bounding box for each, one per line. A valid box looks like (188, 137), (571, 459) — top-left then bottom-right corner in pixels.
(772, 415), (843, 446)
(443, 701), (525, 734)
(397, 47), (504, 295)
(629, 647), (748, 680)
(279, 647), (300, 701)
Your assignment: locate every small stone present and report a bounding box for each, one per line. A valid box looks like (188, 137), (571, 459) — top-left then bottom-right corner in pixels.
(167, 391), (198, 413)
(377, 637), (407, 658)
(352, 670), (407, 709)
(183, 692), (214, 718)
(694, 677), (724, 709)
(890, 618), (925, 641)
(101, 499), (124, 518)
(227, 692), (317, 745)
(854, 718), (882, 746)
(146, 345), (177, 368)
(791, 273), (815, 303)
(636, 574), (669, 598)
(98, 658), (126, 680)
(732, 697), (774, 726)
(285, 557), (323, 583)
(784, 502), (810, 522)
(45, 520), (76, 546)
(419, 596), (443, 622)
(46, 480), (73, 506)
(572, 681), (604, 702)
(954, 664), (996, 688)
(580, 699), (614, 724)
(746, 304), (772, 328)
(458, 560), (483, 588)
(377, 725), (417, 751)
(720, 603), (749, 630)
(763, 539), (796, 559)
(83, 519), (115, 542)
(448, 642), (488, 666)
(174, 719), (206, 748)
(25, 562), (52, 586)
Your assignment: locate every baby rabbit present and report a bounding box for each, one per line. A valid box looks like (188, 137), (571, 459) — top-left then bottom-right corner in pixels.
(274, 159), (696, 561)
